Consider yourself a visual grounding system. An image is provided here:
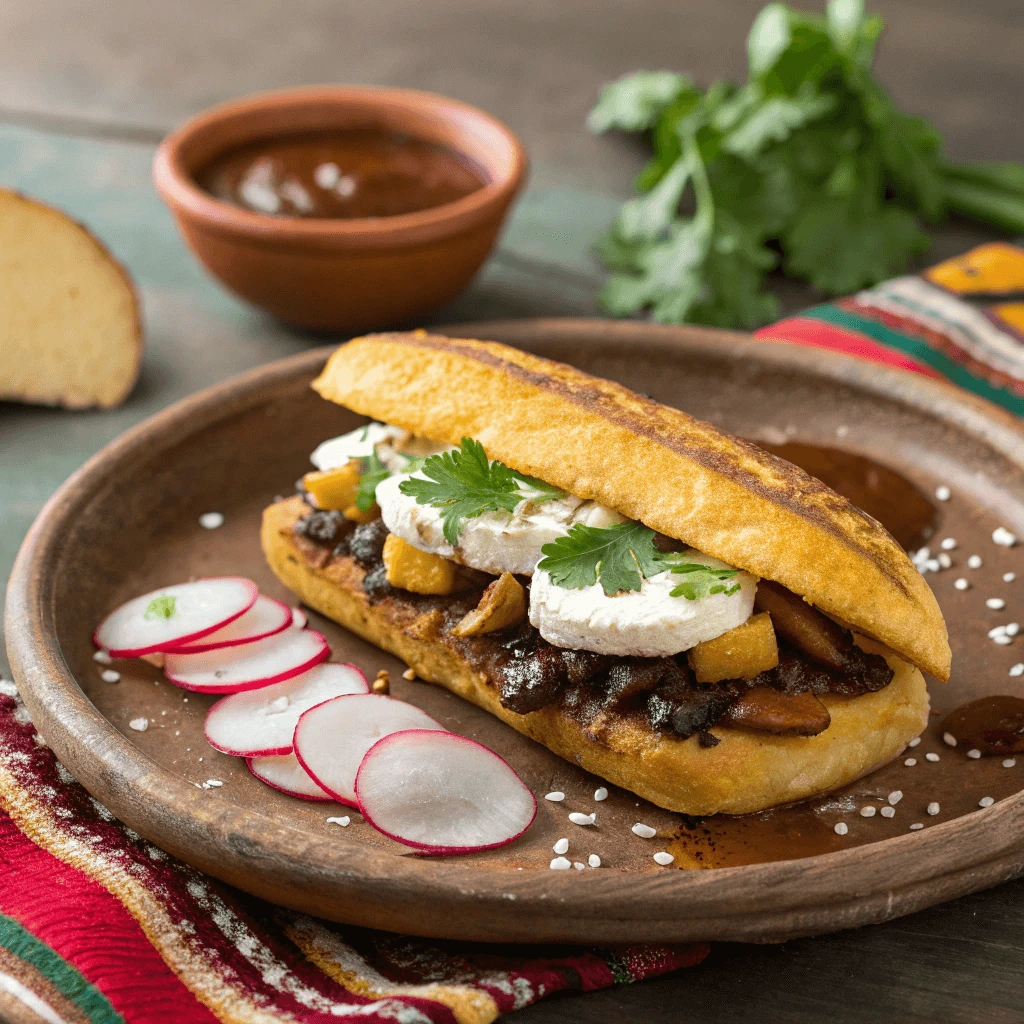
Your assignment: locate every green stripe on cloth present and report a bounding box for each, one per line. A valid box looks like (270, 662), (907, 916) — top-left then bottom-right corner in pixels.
(803, 304), (1024, 416)
(0, 913), (125, 1024)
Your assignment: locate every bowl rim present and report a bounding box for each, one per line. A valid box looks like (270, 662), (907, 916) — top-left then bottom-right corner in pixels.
(152, 84), (528, 248)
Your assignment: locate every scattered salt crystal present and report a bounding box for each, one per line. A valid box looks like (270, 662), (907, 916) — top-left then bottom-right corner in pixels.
(199, 512), (224, 529)
(1007, 623), (1020, 637)
(93, 649), (113, 665)
(994, 636), (1013, 646)
(203, 779), (223, 788)
(888, 790), (903, 805)
(1002, 758), (1017, 768)
(979, 796), (995, 808)
(1010, 664), (1024, 677)
(101, 669), (121, 683)
(881, 806), (896, 818)
(327, 816), (350, 826)
(954, 578), (970, 591)
(336, 175), (357, 199)
(632, 823), (657, 839)
(549, 857), (571, 870)
(588, 854), (601, 868)
(927, 802), (940, 816)
(909, 737), (921, 747)
(552, 837), (569, 855)
(942, 732), (957, 747)
(313, 162), (341, 189)
(910, 823), (924, 830)
(545, 791), (565, 802)
(129, 717), (148, 732)
(594, 787), (609, 802)
(968, 555), (983, 569)
(653, 852), (675, 866)
(834, 822), (848, 836)
(987, 598), (1007, 610)
(925, 559), (941, 573)
(569, 812), (596, 826)
(935, 486), (951, 501)
(1005, 572), (1017, 583)
(968, 749), (982, 759)
(904, 758), (917, 766)
(940, 538), (958, 551)
(573, 861), (586, 870)
(926, 752), (940, 762)
(860, 805), (876, 817)
(989, 625), (1009, 638)
(993, 527), (1017, 547)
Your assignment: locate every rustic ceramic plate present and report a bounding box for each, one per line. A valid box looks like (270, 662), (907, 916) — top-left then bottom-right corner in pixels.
(7, 319), (1024, 944)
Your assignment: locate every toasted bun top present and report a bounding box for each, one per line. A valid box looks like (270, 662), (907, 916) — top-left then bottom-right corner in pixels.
(313, 331), (950, 680)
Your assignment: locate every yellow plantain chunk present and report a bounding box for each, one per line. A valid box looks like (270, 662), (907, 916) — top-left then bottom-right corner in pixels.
(382, 535), (460, 595)
(689, 611), (779, 684)
(452, 572), (527, 637)
(303, 463), (360, 512)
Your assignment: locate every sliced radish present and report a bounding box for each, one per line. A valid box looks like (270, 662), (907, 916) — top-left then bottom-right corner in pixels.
(164, 629), (329, 693)
(355, 730), (536, 855)
(93, 577), (257, 657)
(247, 753), (333, 801)
(204, 662), (369, 756)
(169, 594), (292, 653)
(293, 694), (444, 807)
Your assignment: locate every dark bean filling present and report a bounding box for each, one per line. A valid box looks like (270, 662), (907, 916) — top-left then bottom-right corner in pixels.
(294, 509), (895, 741)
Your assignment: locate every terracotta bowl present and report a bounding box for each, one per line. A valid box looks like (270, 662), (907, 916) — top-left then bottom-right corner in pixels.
(153, 86), (527, 332)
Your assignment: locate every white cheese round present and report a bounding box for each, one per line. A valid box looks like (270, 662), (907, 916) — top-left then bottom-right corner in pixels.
(529, 553), (757, 658)
(375, 471), (625, 576)
(310, 423), (405, 471)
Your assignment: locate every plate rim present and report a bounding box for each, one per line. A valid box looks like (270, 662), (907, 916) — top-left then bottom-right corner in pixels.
(7, 317), (1024, 943)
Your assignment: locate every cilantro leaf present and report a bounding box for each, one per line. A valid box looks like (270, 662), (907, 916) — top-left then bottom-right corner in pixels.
(144, 595), (176, 621)
(664, 561), (741, 600)
(587, 72), (694, 133)
(399, 437), (525, 545)
(355, 450), (391, 512)
(538, 522), (664, 596)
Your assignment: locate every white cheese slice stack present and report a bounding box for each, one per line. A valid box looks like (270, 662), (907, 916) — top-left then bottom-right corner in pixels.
(529, 553), (757, 658)
(375, 471), (626, 576)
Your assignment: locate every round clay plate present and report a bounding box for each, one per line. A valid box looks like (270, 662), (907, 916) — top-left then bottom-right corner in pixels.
(7, 319), (1024, 944)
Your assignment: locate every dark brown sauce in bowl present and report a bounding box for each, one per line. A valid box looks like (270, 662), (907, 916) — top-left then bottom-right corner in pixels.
(195, 128), (488, 220)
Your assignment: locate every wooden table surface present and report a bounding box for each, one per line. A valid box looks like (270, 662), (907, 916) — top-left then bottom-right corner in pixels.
(1, 1), (1022, 1020)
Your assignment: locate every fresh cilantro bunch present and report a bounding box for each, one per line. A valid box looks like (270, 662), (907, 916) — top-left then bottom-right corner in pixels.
(399, 437), (562, 544)
(588, 0), (1024, 329)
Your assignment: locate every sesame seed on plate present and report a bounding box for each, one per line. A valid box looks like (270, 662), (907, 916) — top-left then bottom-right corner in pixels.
(926, 752), (940, 762)
(987, 598), (1007, 610)
(632, 823), (657, 839)
(993, 527), (1018, 547)
(888, 790), (903, 804)
(910, 823), (924, 830)
(1007, 623), (1020, 637)
(979, 796), (995, 808)
(989, 625), (1009, 638)
(935, 486), (951, 501)
(549, 857), (571, 870)
(937, 553), (953, 569)
(327, 816), (350, 826)
(128, 717), (148, 732)
(569, 812), (596, 826)
(860, 805), (876, 817)
(573, 861), (586, 871)
(1011, 664), (1024, 677)
(594, 787), (609, 801)
(909, 737), (921, 747)
(203, 779), (223, 788)
(545, 791), (565, 802)
(968, 555), (983, 569)
(881, 806), (896, 818)
(994, 636), (1013, 646)
(927, 802), (940, 815)
(968, 748), (982, 759)
(101, 669), (121, 683)
(588, 854), (601, 868)
(199, 512), (224, 530)
(940, 538), (958, 551)
(553, 837), (569, 855)
(1002, 758), (1017, 768)
(904, 758), (917, 766)
(954, 578), (970, 591)
(1005, 572), (1017, 583)
(93, 649), (112, 665)
(943, 732), (957, 747)
(834, 822), (849, 836)
(653, 852), (675, 866)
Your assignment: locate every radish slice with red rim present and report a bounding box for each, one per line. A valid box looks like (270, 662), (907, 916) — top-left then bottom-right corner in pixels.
(204, 662), (369, 756)
(93, 577), (258, 657)
(164, 629), (329, 693)
(247, 753), (332, 801)
(355, 730), (536, 855)
(293, 694), (444, 808)
(169, 594), (292, 653)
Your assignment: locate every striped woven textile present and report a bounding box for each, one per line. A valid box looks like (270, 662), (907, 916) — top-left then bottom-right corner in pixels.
(756, 242), (1024, 416)
(0, 683), (708, 1024)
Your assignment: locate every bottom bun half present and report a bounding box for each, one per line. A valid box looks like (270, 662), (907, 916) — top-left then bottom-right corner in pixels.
(263, 498), (930, 815)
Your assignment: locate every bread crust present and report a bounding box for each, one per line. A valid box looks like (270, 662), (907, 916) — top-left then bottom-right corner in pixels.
(264, 497), (930, 815)
(312, 332), (949, 681)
